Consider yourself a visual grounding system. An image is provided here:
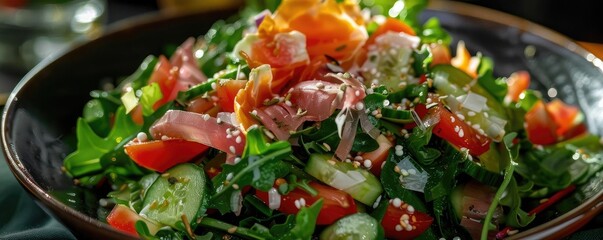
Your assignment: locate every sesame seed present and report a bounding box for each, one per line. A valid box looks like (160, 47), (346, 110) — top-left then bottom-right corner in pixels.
(236, 136), (242, 144)
(363, 160), (372, 168)
(392, 198), (402, 207)
(232, 184), (239, 190)
(456, 113), (465, 120)
(315, 82), (325, 89)
(355, 102), (364, 110)
(383, 99), (391, 106)
(299, 198), (306, 207)
(234, 157), (242, 164)
(468, 111), (476, 116)
(395, 145), (403, 151)
(354, 155), (363, 161)
(454, 126), (460, 133)
(395, 225), (403, 231)
(405, 224), (413, 231)
(211, 82), (217, 90)
(401, 214), (410, 221)
(227, 227), (237, 234)
(251, 110), (258, 115)
(229, 146), (236, 154)
(450, 116), (455, 122)
(394, 166), (401, 173)
(458, 129), (465, 138)
(202, 114), (210, 121)
(161, 135), (169, 141)
(373, 195), (382, 209)
(294, 200), (301, 209)
(211, 95), (220, 102)
(407, 205), (415, 213)
(401, 169), (409, 176)
(327, 160), (337, 165)
(355, 90), (361, 97)
(136, 132), (147, 142)
(226, 173), (233, 181)
(216, 118), (222, 124)
(322, 143), (332, 151)
(285, 100), (292, 106)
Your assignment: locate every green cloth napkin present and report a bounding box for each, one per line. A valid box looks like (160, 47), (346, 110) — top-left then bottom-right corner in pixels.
(0, 158), (75, 240)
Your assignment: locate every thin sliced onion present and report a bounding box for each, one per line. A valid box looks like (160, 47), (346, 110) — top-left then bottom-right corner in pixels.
(333, 110), (358, 161)
(230, 190), (243, 216)
(268, 187), (281, 210)
(358, 111), (380, 139)
(462, 92), (488, 112)
(329, 170), (365, 190)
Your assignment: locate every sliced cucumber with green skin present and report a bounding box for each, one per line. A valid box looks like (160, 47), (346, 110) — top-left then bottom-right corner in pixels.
(461, 159), (503, 187)
(305, 154), (383, 205)
(319, 213), (379, 240)
(140, 163), (207, 228)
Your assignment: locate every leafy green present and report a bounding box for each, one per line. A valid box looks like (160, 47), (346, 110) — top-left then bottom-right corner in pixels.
(82, 98), (117, 137)
(381, 154), (428, 212)
(423, 145), (462, 202)
(64, 107), (141, 179)
(421, 18), (452, 45)
(406, 127), (441, 165)
(197, 19), (248, 76)
(120, 55), (159, 91)
(270, 199), (323, 239)
(211, 127), (292, 214)
(301, 114), (379, 153)
(515, 147), (574, 190)
(397, 0), (428, 32)
(140, 83), (163, 116)
(412, 44), (433, 76)
(477, 56), (508, 103)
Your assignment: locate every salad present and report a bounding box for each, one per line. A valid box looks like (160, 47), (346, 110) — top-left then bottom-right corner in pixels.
(62, 0), (603, 239)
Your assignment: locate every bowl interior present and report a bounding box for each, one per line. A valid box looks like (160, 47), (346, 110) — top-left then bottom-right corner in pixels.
(3, 3), (603, 239)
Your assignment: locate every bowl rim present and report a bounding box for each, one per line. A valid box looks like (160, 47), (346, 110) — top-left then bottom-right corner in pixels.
(2, 1), (603, 239)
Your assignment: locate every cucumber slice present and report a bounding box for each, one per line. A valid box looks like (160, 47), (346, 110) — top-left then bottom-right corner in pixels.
(140, 163), (207, 228)
(305, 154), (383, 205)
(461, 160), (503, 187)
(319, 213), (379, 240)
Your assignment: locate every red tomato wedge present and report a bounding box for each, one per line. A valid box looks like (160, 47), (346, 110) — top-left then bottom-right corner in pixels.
(125, 139), (209, 173)
(106, 204), (160, 237)
(255, 182), (357, 225)
(360, 134), (393, 176)
(429, 43), (451, 67)
(382, 200), (434, 240)
(431, 105), (491, 156)
(366, 18), (416, 46)
(525, 99), (586, 145)
(505, 71), (530, 103)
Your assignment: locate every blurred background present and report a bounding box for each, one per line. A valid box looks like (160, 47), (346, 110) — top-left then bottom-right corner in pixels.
(1, 0), (602, 79)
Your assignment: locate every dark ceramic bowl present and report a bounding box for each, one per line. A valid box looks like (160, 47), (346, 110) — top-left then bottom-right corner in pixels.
(3, 2), (603, 239)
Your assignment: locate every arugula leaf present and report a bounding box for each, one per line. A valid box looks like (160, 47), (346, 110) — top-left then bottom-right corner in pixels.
(211, 127), (292, 214)
(119, 55), (159, 91)
(515, 147), (574, 190)
(199, 217), (273, 240)
(64, 107), (141, 178)
(423, 145), (461, 202)
(269, 199), (323, 239)
(82, 98), (118, 137)
(397, 0), (428, 32)
(406, 127), (441, 165)
(139, 83), (163, 116)
(197, 19), (248, 76)
(421, 18), (452, 46)
(136, 220), (184, 240)
(412, 45), (433, 76)
(477, 56), (508, 103)
(301, 114), (379, 153)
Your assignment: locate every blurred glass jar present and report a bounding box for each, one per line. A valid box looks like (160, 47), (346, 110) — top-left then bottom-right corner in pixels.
(0, 0), (106, 73)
